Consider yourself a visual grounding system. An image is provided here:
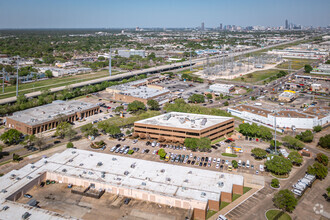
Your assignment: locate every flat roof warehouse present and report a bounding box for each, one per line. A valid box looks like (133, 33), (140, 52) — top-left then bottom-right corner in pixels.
(0, 149), (243, 219)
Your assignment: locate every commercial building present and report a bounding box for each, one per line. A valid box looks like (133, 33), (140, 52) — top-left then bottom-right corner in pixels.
(278, 90), (297, 102)
(106, 76), (171, 104)
(134, 112), (234, 143)
(0, 149), (244, 220)
(209, 84), (235, 95)
(118, 49), (145, 58)
(6, 100), (100, 135)
(228, 105), (330, 130)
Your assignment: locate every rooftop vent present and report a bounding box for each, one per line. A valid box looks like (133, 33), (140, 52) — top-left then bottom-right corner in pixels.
(62, 169), (67, 173)
(68, 159), (73, 162)
(218, 182), (224, 187)
(112, 158), (117, 161)
(131, 163), (136, 168)
(166, 178), (171, 182)
(79, 163), (84, 166)
(31, 165), (35, 169)
(201, 192), (206, 197)
(160, 169), (165, 173)
(184, 179), (189, 183)
(97, 162), (103, 167)
(142, 182), (147, 186)
(89, 153), (93, 156)
(124, 171), (129, 175)
(188, 171), (192, 174)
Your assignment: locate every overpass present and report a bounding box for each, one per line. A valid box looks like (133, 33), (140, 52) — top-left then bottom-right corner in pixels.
(0, 36), (308, 105)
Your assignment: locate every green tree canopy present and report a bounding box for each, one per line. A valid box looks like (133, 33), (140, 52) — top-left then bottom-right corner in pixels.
(307, 162), (328, 180)
(66, 142), (74, 148)
(206, 93), (213, 99)
(188, 94), (205, 103)
(316, 153), (328, 166)
(114, 105), (124, 113)
(318, 134), (330, 149)
(304, 64), (313, 73)
(313, 125), (322, 133)
(296, 130), (313, 143)
(127, 101), (146, 113)
(288, 151), (303, 166)
(232, 160), (238, 168)
(239, 123), (273, 140)
(265, 156), (292, 175)
(0, 129), (22, 145)
(45, 70), (53, 78)
(55, 122), (76, 139)
(282, 136), (304, 150)
(251, 148), (267, 159)
(80, 123), (98, 137)
(273, 189), (297, 212)
(105, 124), (121, 136)
(271, 178), (280, 188)
(184, 137), (211, 151)
(158, 148), (166, 159)
(147, 99), (160, 111)
(270, 139), (282, 149)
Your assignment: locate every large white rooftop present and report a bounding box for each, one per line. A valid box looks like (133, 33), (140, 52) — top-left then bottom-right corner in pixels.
(7, 100), (98, 126)
(135, 112), (233, 131)
(0, 149), (243, 218)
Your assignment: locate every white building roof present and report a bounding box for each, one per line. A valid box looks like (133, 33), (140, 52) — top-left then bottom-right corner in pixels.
(135, 112), (233, 131)
(0, 149), (243, 218)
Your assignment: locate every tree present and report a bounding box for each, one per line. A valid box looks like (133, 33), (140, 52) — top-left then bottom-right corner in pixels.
(273, 189), (297, 212)
(316, 153), (328, 166)
(106, 125), (121, 136)
(251, 148), (267, 159)
(184, 138), (198, 151)
(158, 148), (166, 159)
(307, 162), (328, 180)
(13, 153), (22, 162)
(0, 129), (22, 145)
(271, 178), (280, 188)
(313, 125), (322, 133)
(232, 160), (238, 168)
(282, 136), (304, 150)
(265, 156), (292, 175)
(296, 130), (313, 143)
(270, 140), (282, 149)
(114, 105), (124, 113)
(125, 129), (131, 135)
(246, 73), (253, 78)
(34, 135), (45, 151)
(80, 124), (98, 137)
(147, 99), (160, 110)
(304, 64), (313, 73)
(98, 56), (105, 61)
(23, 134), (36, 146)
(318, 134), (330, 149)
(127, 101), (146, 113)
(188, 94), (205, 103)
(66, 142), (74, 148)
(288, 151), (303, 166)
(55, 122), (76, 139)
(223, 101), (229, 106)
(199, 137), (211, 151)
(184, 137), (211, 151)
(45, 70), (53, 78)
(206, 93), (213, 100)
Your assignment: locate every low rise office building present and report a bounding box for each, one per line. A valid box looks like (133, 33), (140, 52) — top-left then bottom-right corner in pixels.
(0, 149), (244, 220)
(6, 100), (99, 135)
(228, 104), (330, 130)
(209, 84), (235, 95)
(134, 112), (234, 143)
(278, 90), (297, 102)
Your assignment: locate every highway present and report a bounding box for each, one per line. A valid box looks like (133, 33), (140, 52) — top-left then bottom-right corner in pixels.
(0, 37), (307, 105)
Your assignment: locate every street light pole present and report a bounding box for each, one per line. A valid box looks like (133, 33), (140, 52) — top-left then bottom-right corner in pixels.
(2, 68), (4, 93)
(16, 56), (19, 97)
(109, 46), (112, 77)
(190, 51), (192, 71)
(274, 112), (277, 154)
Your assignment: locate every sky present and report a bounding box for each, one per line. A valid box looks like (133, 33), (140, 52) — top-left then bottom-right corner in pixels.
(0, 0), (329, 28)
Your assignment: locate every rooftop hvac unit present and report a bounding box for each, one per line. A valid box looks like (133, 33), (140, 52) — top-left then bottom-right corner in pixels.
(201, 192), (206, 197)
(131, 163), (136, 168)
(179, 118), (185, 124)
(142, 182), (147, 186)
(166, 178), (171, 182)
(97, 162), (103, 167)
(160, 169), (165, 173)
(124, 171), (129, 176)
(220, 174), (224, 178)
(201, 118), (207, 126)
(62, 169), (67, 173)
(112, 158), (117, 161)
(184, 179), (188, 183)
(188, 171), (192, 174)
(218, 182), (224, 187)
(163, 114), (171, 120)
(79, 163), (84, 166)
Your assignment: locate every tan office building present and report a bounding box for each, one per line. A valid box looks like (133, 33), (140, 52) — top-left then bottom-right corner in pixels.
(134, 112), (234, 143)
(6, 100), (100, 135)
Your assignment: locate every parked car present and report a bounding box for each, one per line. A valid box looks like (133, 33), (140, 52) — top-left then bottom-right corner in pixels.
(124, 198), (131, 205)
(24, 194), (32, 199)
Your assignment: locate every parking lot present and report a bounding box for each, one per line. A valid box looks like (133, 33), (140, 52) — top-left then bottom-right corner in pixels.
(79, 134), (271, 177)
(17, 183), (190, 220)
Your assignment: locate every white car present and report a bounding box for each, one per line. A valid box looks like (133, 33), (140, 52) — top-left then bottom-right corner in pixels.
(225, 160), (229, 165)
(190, 153), (193, 158)
(213, 158), (216, 163)
(216, 164), (220, 169)
(217, 158), (221, 163)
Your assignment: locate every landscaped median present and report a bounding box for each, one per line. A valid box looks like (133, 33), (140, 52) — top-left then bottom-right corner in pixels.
(221, 153), (237, 158)
(265, 209), (291, 220)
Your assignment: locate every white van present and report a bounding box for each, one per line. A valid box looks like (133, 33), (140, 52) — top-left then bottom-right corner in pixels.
(259, 164), (264, 171)
(246, 160), (250, 168)
(238, 160), (242, 167)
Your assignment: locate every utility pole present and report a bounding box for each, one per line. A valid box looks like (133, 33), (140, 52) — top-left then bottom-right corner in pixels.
(16, 56), (19, 97)
(2, 68), (5, 93)
(109, 46), (112, 77)
(190, 51), (192, 71)
(274, 112), (277, 154)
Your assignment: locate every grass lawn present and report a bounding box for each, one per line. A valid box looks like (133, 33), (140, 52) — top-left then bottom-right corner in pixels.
(232, 194), (241, 202)
(211, 137), (226, 144)
(0, 70), (120, 99)
(266, 210), (291, 220)
(221, 153), (238, 158)
(243, 187), (252, 194)
(219, 202), (230, 210)
(232, 69), (279, 83)
(276, 58), (318, 70)
(206, 210), (217, 219)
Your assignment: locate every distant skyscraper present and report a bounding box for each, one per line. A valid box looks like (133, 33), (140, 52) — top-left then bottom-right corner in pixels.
(285, 19), (289, 29)
(219, 23), (223, 30)
(201, 22), (205, 31)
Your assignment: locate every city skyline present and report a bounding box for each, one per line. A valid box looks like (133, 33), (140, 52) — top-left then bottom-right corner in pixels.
(0, 0), (329, 29)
